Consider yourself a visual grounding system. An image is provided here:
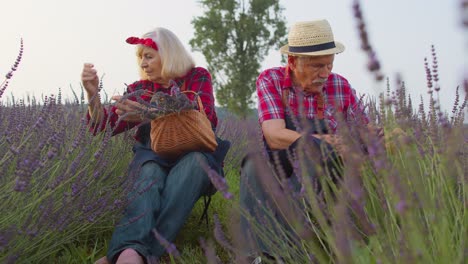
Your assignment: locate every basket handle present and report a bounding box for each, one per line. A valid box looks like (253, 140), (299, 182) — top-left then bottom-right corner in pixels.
(179, 80), (205, 113)
(181, 90), (204, 113)
(143, 80), (205, 113)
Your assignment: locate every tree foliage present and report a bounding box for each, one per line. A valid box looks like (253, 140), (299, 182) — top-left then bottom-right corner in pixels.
(190, 0), (286, 118)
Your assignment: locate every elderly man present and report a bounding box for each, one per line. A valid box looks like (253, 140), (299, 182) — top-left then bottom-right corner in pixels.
(239, 19), (372, 262)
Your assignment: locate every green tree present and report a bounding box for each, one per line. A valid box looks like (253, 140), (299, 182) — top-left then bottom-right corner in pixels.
(190, 0), (286, 118)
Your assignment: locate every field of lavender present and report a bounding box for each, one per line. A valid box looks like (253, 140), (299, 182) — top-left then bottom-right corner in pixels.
(0, 46), (252, 261)
(1, 48), (466, 264)
(1, 2), (467, 262)
(0, 94), (251, 263)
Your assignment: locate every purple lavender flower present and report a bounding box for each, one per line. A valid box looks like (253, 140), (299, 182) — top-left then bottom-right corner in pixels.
(9, 146), (19, 155)
(5, 254), (19, 264)
(93, 126), (112, 159)
(199, 238), (221, 264)
(462, 0), (468, 26)
(352, 0), (384, 81)
(395, 200), (407, 214)
(209, 170), (233, 199)
(332, 202), (352, 262)
(169, 79), (180, 95)
(116, 210), (149, 228)
(1, 38), (23, 98)
(0, 228), (15, 252)
(213, 214), (234, 252)
(199, 158), (233, 199)
(152, 229), (180, 257)
(14, 152), (42, 192)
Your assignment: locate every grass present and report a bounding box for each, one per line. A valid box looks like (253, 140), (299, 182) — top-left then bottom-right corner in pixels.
(38, 168), (241, 264)
(1, 1), (466, 262)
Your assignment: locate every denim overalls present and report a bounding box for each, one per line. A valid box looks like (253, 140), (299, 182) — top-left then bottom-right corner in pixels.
(106, 123), (230, 262)
(239, 91), (341, 257)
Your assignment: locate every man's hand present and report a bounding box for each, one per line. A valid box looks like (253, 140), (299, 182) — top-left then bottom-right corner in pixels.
(313, 134), (349, 156)
(367, 123), (384, 138)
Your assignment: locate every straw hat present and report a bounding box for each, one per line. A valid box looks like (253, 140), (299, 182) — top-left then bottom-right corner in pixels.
(280, 19), (345, 56)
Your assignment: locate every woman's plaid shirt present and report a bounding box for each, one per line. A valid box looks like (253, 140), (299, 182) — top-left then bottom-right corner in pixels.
(87, 67), (218, 142)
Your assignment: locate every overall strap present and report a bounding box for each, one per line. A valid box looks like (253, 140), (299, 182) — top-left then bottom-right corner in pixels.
(281, 88), (290, 108)
(315, 93), (325, 119)
(281, 88), (325, 120)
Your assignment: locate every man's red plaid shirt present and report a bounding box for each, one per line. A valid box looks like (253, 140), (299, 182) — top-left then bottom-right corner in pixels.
(257, 66), (368, 133)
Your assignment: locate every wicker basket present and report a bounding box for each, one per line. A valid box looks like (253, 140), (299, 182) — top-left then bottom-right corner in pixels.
(150, 91), (217, 160)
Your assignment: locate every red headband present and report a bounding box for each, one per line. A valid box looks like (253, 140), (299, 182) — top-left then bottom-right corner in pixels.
(126, 37), (158, 50)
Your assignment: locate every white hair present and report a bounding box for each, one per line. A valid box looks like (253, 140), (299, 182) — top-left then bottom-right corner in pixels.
(136, 27), (195, 80)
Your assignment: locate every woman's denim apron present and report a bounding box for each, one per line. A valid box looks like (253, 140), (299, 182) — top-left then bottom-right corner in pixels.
(106, 123), (230, 262)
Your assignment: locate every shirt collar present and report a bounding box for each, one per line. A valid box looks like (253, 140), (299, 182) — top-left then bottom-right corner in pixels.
(145, 74), (186, 90)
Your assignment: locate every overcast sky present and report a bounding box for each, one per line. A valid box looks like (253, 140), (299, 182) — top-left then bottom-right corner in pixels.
(0, 0), (466, 114)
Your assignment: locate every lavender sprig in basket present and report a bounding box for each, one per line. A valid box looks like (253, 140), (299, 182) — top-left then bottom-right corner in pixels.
(119, 80), (199, 120)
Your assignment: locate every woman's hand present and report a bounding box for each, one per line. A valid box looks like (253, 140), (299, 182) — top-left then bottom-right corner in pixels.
(82, 63), (104, 123)
(81, 63), (100, 99)
(112, 95), (147, 122)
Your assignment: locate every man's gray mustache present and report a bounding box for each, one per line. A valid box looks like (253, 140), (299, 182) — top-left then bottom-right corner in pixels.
(312, 79), (328, 84)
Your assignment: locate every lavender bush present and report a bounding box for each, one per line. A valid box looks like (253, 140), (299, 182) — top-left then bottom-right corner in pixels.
(0, 43), (139, 262)
(196, 2), (467, 263)
(217, 74), (466, 263)
(200, 2), (467, 263)
(0, 94), (140, 262)
(120, 80), (198, 121)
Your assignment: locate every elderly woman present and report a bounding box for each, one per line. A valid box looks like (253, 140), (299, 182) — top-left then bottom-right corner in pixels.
(81, 27), (228, 264)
